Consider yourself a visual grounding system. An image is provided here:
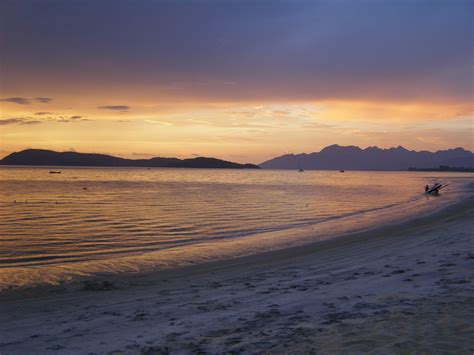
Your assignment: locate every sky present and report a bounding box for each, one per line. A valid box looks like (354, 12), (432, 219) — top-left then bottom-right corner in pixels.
(0, 0), (472, 163)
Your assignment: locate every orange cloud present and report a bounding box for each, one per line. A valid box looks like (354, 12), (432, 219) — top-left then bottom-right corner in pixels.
(315, 100), (472, 122)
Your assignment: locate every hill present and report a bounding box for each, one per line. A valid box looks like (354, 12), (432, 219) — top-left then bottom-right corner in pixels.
(0, 149), (260, 169)
(260, 145), (474, 171)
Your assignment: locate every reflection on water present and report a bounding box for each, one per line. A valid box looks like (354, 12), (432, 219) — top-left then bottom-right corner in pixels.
(0, 167), (470, 288)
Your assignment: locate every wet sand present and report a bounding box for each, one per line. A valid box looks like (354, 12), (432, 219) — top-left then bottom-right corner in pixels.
(1, 197), (473, 354)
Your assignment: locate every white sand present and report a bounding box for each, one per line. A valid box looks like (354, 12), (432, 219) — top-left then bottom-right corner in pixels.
(1, 198), (473, 354)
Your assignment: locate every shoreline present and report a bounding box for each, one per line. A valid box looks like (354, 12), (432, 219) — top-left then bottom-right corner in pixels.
(1, 191), (471, 297)
(1, 195), (473, 353)
(0, 189), (474, 300)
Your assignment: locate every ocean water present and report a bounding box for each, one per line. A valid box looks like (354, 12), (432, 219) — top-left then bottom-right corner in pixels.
(0, 167), (471, 289)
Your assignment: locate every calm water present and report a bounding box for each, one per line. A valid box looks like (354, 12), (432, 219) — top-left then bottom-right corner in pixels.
(0, 167), (471, 289)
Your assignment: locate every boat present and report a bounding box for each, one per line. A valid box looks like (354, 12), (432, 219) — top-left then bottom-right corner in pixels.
(425, 182), (447, 194)
(298, 158), (304, 172)
(49, 171), (61, 174)
(339, 170), (345, 173)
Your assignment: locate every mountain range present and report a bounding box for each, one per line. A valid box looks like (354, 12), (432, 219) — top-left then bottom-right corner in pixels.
(2, 146), (473, 171)
(260, 145), (474, 171)
(0, 149), (260, 169)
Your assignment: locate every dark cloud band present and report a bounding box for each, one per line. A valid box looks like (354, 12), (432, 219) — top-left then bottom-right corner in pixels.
(0, 97), (52, 105)
(0, 117), (41, 125)
(34, 97), (52, 103)
(0, 97), (30, 105)
(1, 1), (472, 103)
(98, 105), (130, 111)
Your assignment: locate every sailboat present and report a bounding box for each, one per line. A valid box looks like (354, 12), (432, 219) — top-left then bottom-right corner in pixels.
(298, 157), (304, 172)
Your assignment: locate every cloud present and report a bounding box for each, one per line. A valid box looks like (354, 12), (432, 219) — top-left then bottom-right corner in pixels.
(0, 97), (52, 105)
(273, 110), (291, 116)
(315, 100), (471, 122)
(301, 121), (336, 130)
(0, 117), (43, 125)
(20, 120), (42, 125)
(98, 105), (130, 111)
(55, 115), (89, 123)
(0, 113), (88, 125)
(145, 119), (173, 126)
(186, 118), (211, 126)
(0, 97), (30, 105)
(34, 97), (52, 103)
(0, 118), (25, 125)
(2, 1), (471, 104)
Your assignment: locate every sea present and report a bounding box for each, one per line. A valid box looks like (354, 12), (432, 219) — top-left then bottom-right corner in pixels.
(0, 167), (472, 289)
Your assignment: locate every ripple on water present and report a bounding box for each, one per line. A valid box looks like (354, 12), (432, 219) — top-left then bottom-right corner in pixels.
(0, 167), (471, 288)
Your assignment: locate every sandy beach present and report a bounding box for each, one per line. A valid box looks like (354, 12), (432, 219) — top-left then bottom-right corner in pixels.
(1, 197), (473, 354)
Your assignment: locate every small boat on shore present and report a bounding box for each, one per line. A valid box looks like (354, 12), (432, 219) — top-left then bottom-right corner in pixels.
(425, 182), (448, 194)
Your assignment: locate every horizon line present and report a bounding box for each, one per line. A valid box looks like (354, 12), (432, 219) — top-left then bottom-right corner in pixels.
(2, 144), (472, 165)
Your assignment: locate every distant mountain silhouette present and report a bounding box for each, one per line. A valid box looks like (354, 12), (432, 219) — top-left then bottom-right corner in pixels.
(1, 149), (260, 169)
(260, 145), (474, 171)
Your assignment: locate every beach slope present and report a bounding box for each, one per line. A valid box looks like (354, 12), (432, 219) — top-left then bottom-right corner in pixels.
(1, 199), (473, 354)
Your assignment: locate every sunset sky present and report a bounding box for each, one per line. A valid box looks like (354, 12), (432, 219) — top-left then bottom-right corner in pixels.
(0, 0), (472, 163)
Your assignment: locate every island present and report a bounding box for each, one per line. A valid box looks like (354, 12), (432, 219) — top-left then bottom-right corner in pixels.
(0, 149), (260, 169)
